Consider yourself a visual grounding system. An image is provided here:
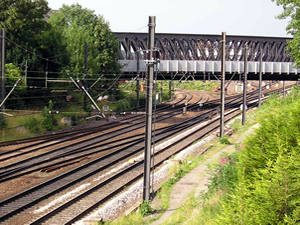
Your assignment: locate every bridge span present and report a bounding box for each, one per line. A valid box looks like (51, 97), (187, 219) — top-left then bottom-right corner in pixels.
(114, 32), (299, 81)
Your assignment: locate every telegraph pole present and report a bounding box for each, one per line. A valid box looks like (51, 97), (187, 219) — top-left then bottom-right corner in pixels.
(258, 47), (263, 107)
(242, 46), (248, 125)
(1, 28), (5, 110)
(143, 16), (155, 202)
(220, 32), (226, 138)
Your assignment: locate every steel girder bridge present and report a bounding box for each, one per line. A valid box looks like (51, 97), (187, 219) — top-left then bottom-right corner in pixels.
(114, 32), (300, 81)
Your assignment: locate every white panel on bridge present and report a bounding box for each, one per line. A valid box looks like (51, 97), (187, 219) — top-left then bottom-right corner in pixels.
(248, 62), (258, 74)
(226, 61), (232, 73)
(205, 61), (214, 73)
(119, 60), (299, 74)
(196, 61), (205, 72)
(169, 60), (179, 72)
(265, 62), (273, 74)
(159, 60), (169, 72)
(178, 61), (188, 72)
(187, 61), (196, 73)
(231, 61), (240, 74)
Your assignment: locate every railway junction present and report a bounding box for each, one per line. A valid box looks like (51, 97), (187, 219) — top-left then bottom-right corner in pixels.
(0, 16), (299, 225)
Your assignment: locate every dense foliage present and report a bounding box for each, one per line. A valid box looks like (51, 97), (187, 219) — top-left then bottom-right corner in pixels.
(0, 0), (50, 70)
(214, 89), (300, 224)
(0, 0), (120, 111)
(272, 0), (300, 66)
(48, 4), (120, 77)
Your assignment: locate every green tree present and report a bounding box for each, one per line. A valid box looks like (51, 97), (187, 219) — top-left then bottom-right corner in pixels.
(48, 4), (120, 78)
(0, 0), (50, 67)
(272, 0), (300, 66)
(49, 4), (119, 78)
(5, 63), (25, 88)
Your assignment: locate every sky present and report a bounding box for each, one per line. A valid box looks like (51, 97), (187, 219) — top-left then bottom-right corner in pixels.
(47, 0), (290, 37)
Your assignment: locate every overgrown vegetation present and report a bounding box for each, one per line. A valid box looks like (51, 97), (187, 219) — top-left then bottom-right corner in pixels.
(179, 88), (300, 224)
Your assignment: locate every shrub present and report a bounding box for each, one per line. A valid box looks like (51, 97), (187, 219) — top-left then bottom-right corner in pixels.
(0, 114), (7, 129)
(138, 201), (153, 217)
(215, 88), (300, 224)
(41, 100), (57, 131)
(22, 117), (41, 133)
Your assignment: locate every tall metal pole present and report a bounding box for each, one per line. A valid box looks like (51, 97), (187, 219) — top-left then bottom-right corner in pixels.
(143, 16), (155, 202)
(136, 52), (140, 108)
(220, 32), (226, 138)
(1, 28), (5, 110)
(258, 47), (263, 107)
(242, 46), (248, 125)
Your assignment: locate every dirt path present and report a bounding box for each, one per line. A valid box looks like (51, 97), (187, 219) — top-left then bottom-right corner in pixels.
(150, 123), (260, 225)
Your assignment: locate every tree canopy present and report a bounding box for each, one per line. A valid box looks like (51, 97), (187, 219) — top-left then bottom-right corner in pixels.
(0, 0), (50, 67)
(48, 4), (120, 78)
(272, 0), (300, 66)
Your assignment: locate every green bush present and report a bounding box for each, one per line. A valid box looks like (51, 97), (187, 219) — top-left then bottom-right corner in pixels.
(215, 88), (300, 224)
(22, 117), (41, 133)
(0, 114), (7, 129)
(138, 201), (153, 217)
(41, 100), (58, 131)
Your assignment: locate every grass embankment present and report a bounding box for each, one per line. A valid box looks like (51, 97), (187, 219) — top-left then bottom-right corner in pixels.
(165, 88), (300, 224)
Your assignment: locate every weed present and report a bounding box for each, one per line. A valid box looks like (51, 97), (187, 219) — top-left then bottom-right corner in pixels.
(138, 201), (153, 217)
(219, 135), (231, 145)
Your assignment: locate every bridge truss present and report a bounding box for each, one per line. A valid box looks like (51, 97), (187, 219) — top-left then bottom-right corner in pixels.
(114, 32), (299, 81)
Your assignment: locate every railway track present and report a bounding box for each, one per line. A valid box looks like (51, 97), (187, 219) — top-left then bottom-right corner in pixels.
(0, 92), (189, 148)
(0, 85), (293, 224)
